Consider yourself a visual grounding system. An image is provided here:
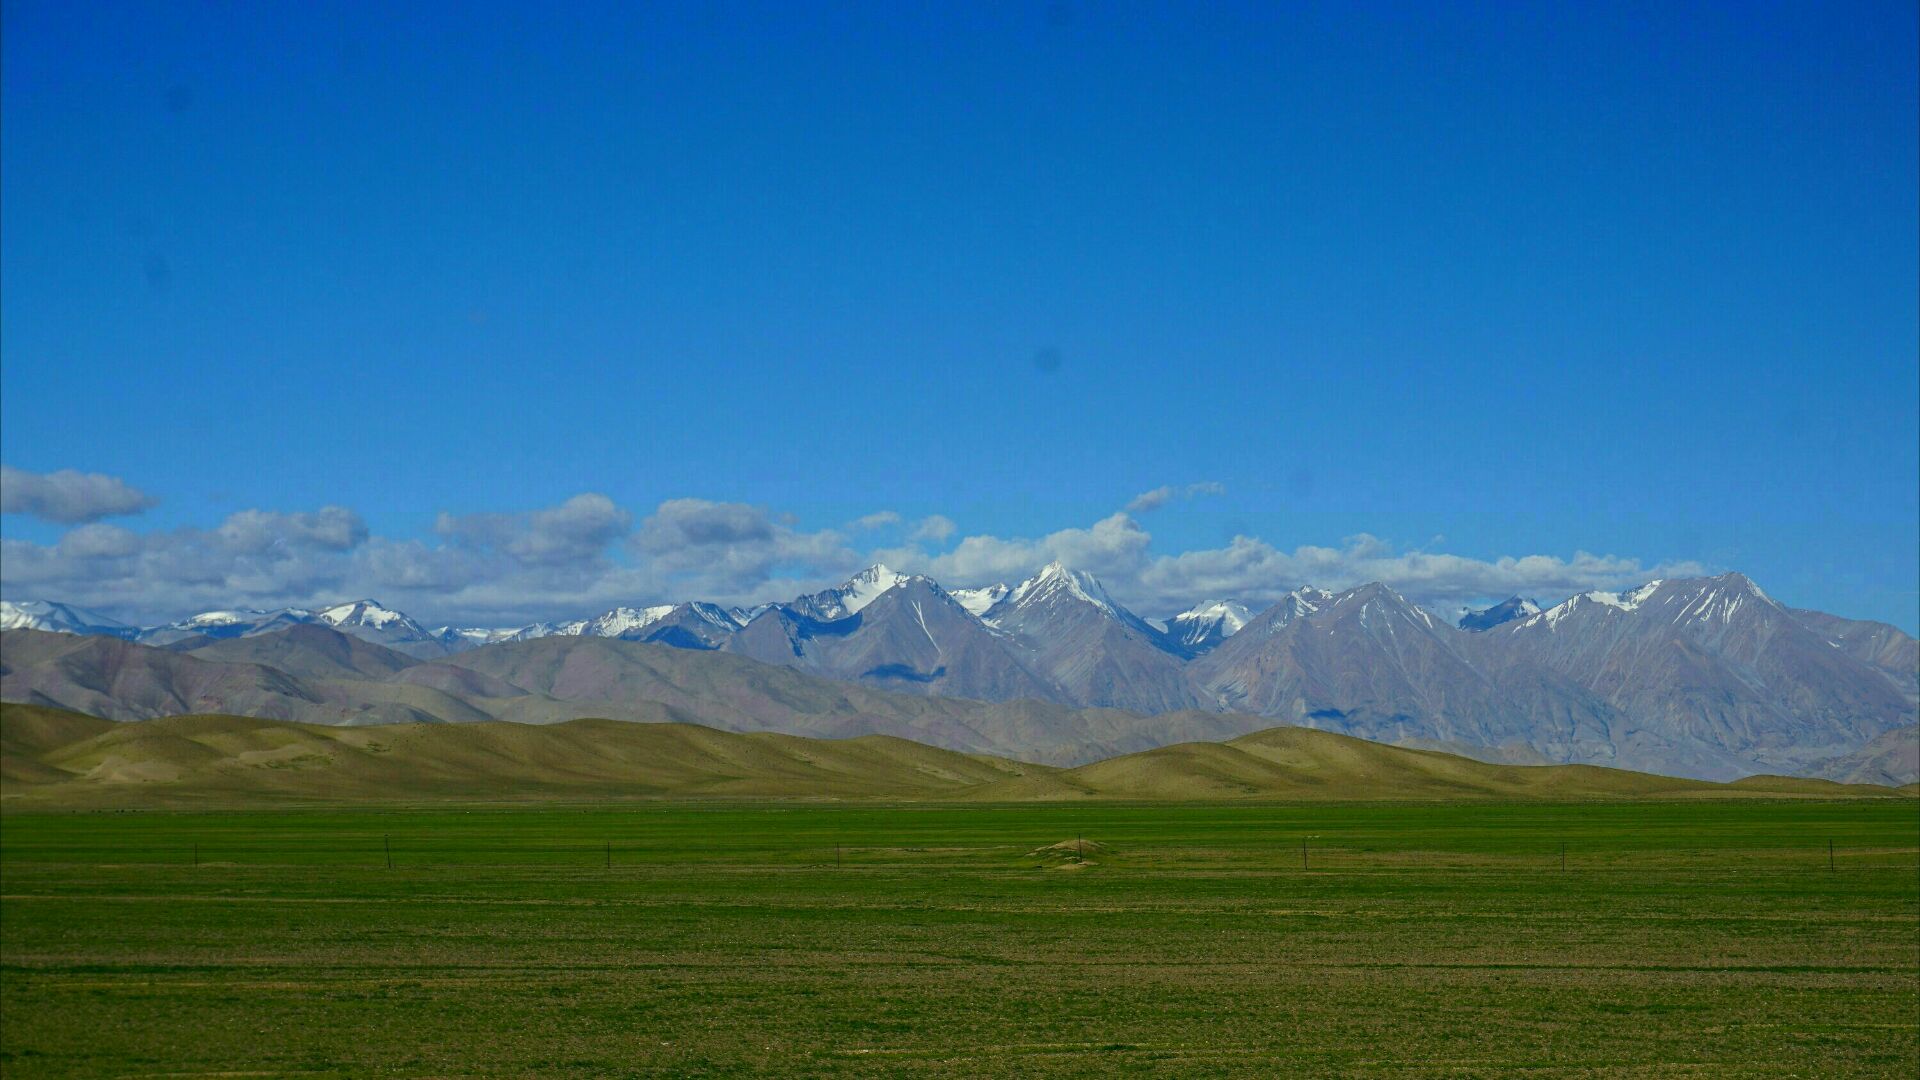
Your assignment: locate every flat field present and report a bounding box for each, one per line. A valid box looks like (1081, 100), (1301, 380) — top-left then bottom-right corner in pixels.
(2, 800), (1916, 1077)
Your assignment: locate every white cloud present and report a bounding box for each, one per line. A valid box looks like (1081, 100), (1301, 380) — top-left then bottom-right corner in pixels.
(0, 466), (158, 524)
(630, 498), (859, 599)
(438, 493), (631, 566)
(908, 514), (957, 543)
(218, 506), (368, 553)
(0, 482), (1706, 628)
(1124, 481), (1226, 514)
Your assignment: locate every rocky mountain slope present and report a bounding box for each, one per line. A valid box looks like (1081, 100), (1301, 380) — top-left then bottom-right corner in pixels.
(6, 565), (1913, 780)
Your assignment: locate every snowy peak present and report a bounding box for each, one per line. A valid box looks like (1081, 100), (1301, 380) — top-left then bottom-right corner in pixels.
(1325, 582), (1440, 631)
(787, 564), (913, 622)
(1003, 562), (1124, 619)
(1167, 600), (1255, 652)
(179, 608), (312, 630)
(1458, 596), (1542, 632)
(1513, 573), (1783, 634)
(836, 565), (911, 616)
(582, 605), (680, 638)
(1244, 587), (1336, 635)
(0, 599), (134, 637)
(317, 600), (419, 632)
(986, 562), (1177, 652)
(948, 583), (1009, 617)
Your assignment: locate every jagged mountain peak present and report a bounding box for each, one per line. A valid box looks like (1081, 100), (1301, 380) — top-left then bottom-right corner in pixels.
(1513, 574), (1782, 634)
(785, 564), (916, 622)
(317, 599), (415, 629)
(0, 599), (134, 637)
(1167, 600), (1255, 653)
(1005, 562), (1125, 617)
(948, 583), (1010, 617)
(1459, 596), (1543, 632)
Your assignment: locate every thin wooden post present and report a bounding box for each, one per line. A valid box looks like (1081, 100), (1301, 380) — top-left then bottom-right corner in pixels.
(1828, 839), (1834, 872)
(605, 840), (611, 870)
(385, 834), (392, 870)
(1301, 838), (1308, 871)
(1076, 835), (1084, 859)
(1560, 841), (1566, 872)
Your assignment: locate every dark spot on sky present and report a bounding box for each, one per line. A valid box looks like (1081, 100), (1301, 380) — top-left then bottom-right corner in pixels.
(1031, 346), (1063, 374)
(164, 84), (193, 114)
(143, 252), (172, 292)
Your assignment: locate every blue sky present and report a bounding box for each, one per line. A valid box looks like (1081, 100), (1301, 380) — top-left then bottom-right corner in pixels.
(2, 1), (1916, 631)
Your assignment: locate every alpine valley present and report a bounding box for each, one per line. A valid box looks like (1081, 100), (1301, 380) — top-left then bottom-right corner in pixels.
(2, 564), (1914, 782)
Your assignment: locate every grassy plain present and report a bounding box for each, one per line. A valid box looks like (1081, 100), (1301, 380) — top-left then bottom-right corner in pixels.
(3, 800), (1917, 1077)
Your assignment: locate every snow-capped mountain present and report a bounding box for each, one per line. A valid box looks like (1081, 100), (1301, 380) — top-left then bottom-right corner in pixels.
(309, 600), (452, 659)
(1457, 596), (1542, 632)
(1165, 600), (1255, 654)
(948, 583), (1010, 617)
(1493, 573), (1916, 776)
(979, 562), (1202, 711)
(785, 564), (911, 622)
(134, 607), (321, 646)
(6, 565), (1912, 781)
(725, 573), (1062, 701)
(0, 599), (136, 638)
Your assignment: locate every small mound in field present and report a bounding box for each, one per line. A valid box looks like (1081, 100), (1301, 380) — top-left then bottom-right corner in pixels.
(1027, 838), (1111, 859)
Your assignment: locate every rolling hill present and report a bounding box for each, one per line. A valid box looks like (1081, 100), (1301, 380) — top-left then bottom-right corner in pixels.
(3, 702), (1906, 807)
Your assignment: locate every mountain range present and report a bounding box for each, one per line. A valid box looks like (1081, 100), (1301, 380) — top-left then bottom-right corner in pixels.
(3, 563), (1915, 781)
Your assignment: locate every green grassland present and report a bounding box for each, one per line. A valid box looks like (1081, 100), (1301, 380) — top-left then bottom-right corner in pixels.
(3, 800), (1917, 1077)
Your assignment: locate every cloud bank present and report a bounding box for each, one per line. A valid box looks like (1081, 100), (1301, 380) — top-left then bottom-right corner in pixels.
(0, 466), (1706, 627)
(1, 466), (159, 524)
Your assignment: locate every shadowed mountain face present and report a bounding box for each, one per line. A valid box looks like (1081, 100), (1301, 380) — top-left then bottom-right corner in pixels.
(1491, 575), (1917, 777)
(1189, 583), (1625, 769)
(1807, 725), (1919, 787)
(1, 627), (1279, 765)
(4, 566), (1914, 781)
(1788, 608), (1920, 704)
(186, 623), (420, 680)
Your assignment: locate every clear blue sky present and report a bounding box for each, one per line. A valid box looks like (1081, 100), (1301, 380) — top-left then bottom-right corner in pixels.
(3, 1), (1916, 631)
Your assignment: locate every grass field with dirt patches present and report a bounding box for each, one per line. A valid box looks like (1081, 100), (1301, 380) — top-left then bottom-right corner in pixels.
(3, 800), (1916, 1077)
